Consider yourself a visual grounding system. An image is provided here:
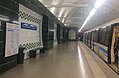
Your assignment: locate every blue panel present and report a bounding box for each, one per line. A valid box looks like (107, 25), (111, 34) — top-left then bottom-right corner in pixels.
(21, 22), (37, 30)
(99, 47), (108, 56)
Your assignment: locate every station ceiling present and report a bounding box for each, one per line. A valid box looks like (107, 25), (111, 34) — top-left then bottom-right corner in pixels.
(39, 0), (119, 31)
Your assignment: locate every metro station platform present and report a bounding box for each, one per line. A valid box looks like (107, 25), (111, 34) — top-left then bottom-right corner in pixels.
(0, 41), (118, 78)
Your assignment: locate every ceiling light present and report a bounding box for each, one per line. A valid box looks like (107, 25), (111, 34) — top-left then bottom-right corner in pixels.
(50, 7), (55, 14)
(78, 0), (106, 32)
(0, 15), (9, 21)
(95, 0), (106, 8)
(58, 18), (60, 20)
(88, 8), (96, 17)
(79, 8), (96, 32)
(38, 0), (42, 2)
(62, 18), (65, 23)
(58, 9), (65, 17)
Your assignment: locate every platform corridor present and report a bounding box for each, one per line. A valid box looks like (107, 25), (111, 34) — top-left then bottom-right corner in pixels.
(0, 42), (118, 78)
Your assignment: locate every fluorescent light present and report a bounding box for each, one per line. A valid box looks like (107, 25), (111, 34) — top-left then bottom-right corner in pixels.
(62, 18), (65, 23)
(0, 17), (9, 21)
(95, 0), (106, 8)
(79, 8), (96, 32)
(79, 25), (84, 32)
(79, 0), (106, 32)
(58, 18), (60, 20)
(96, 29), (99, 30)
(0, 15), (9, 21)
(59, 12), (62, 17)
(58, 9), (65, 17)
(88, 8), (96, 17)
(38, 0), (42, 2)
(50, 7), (55, 14)
(13, 21), (19, 24)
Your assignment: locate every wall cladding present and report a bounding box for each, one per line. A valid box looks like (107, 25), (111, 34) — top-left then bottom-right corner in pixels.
(54, 23), (58, 46)
(0, 0), (65, 74)
(42, 14), (48, 50)
(0, 0), (19, 74)
(47, 18), (54, 49)
(63, 27), (69, 42)
(42, 15), (54, 50)
(57, 24), (64, 44)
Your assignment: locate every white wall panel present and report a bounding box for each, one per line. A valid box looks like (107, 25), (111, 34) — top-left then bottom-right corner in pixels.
(19, 4), (43, 58)
(69, 30), (76, 40)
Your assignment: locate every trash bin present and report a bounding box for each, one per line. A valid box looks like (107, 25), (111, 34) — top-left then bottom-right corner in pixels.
(40, 48), (45, 53)
(29, 50), (36, 58)
(17, 47), (25, 64)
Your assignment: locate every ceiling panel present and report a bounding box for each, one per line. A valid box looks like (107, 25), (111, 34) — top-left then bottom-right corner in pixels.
(39, 0), (119, 31)
(39, 0), (95, 28)
(83, 0), (119, 31)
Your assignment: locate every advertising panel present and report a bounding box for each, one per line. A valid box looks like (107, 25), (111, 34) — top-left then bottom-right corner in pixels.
(5, 23), (19, 57)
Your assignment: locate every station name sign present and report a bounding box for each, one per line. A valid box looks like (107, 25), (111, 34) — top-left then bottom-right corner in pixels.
(21, 22), (37, 30)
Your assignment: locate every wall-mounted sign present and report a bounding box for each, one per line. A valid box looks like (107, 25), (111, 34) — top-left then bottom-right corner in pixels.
(5, 22), (20, 57)
(21, 22), (37, 30)
(19, 4), (43, 56)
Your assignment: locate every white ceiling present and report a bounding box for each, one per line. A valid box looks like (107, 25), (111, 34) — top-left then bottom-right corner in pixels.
(39, 0), (119, 31)
(83, 0), (119, 31)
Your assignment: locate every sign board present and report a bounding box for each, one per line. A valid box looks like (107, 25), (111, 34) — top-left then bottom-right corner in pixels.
(21, 22), (37, 30)
(5, 22), (20, 57)
(19, 4), (43, 49)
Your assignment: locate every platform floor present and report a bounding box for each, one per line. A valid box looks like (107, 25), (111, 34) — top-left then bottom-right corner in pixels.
(0, 41), (118, 78)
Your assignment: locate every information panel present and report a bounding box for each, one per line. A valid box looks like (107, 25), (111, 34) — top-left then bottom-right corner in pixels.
(5, 23), (19, 57)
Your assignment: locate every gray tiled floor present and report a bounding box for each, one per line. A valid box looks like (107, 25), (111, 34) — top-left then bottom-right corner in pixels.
(0, 41), (118, 78)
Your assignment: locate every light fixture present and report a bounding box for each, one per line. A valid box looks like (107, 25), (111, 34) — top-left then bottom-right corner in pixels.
(0, 15), (9, 21)
(62, 18), (65, 23)
(58, 18), (60, 20)
(58, 9), (65, 17)
(88, 8), (96, 18)
(13, 21), (19, 24)
(95, 0), (106, 8)
(79, 0), (106, 32)
(79, 8), (96, 32)
(50, 7), (55, 14)
(38, 0), (43, 3)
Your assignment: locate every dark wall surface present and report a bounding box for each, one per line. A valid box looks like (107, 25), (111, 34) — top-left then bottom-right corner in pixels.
(0, 0), (65, 74)
(0, 0), (19, 74)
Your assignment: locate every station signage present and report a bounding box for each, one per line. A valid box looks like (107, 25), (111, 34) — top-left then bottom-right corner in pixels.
(21, 22), (37, 30)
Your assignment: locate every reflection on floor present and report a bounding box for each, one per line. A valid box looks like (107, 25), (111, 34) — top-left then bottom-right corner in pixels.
(0, 41), (118, 78)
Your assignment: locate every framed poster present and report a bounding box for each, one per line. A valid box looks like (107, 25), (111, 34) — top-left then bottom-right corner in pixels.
(5, 22), (20, 57)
